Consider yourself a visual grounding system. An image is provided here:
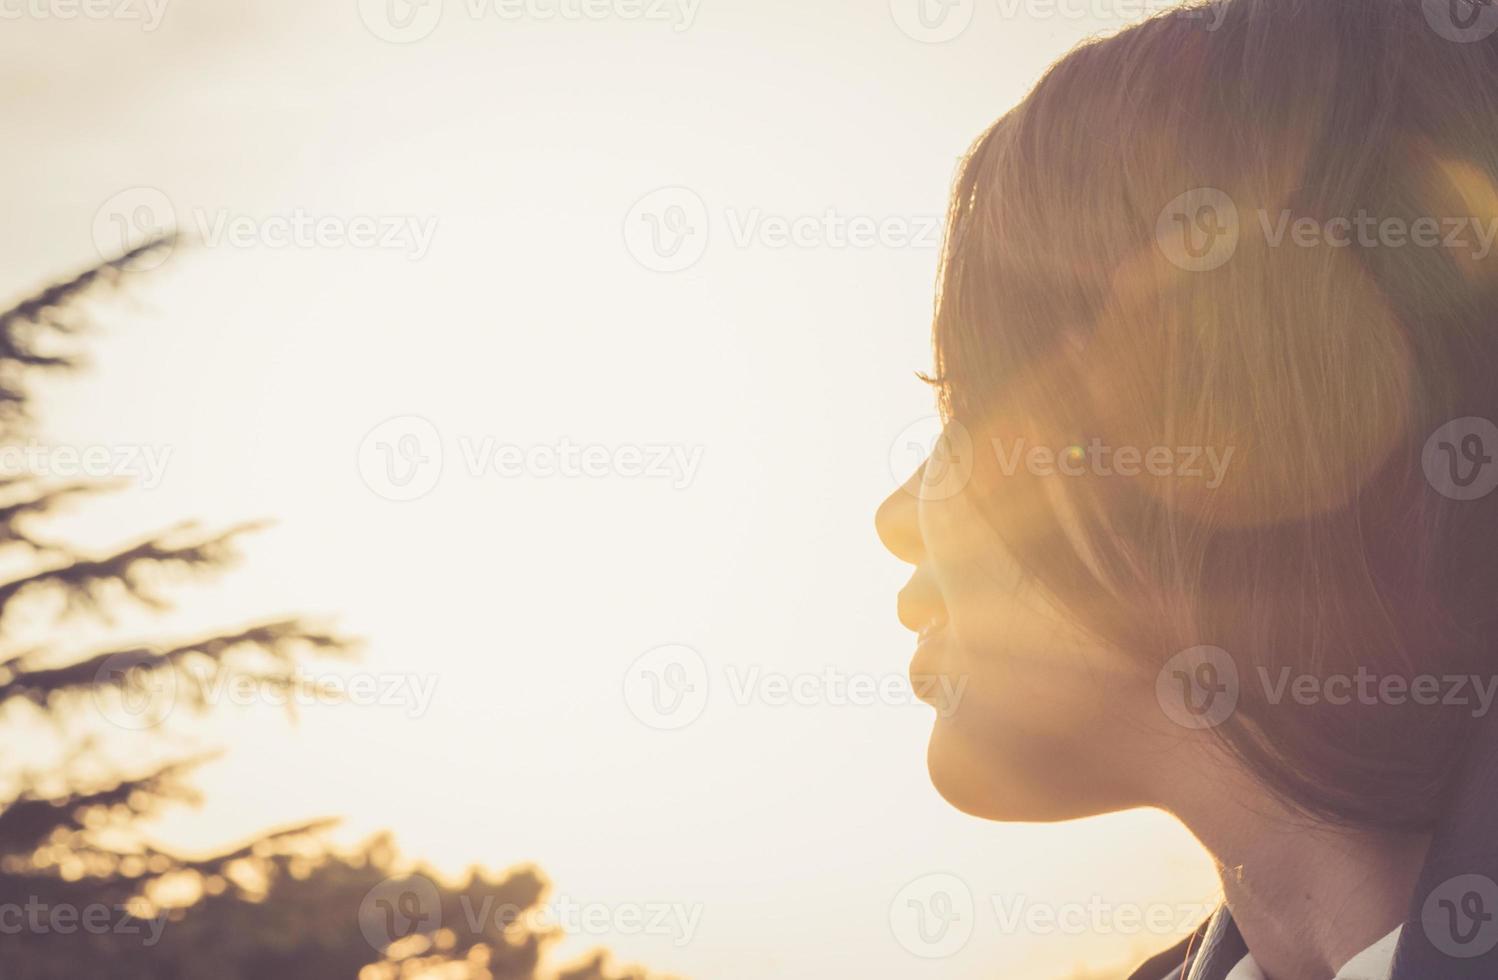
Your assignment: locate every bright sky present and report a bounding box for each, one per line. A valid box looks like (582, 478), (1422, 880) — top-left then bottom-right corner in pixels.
(0, 1), (1219, 977)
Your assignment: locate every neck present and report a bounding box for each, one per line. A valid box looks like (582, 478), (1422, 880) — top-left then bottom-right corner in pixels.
(1168, 764), (1428, 980)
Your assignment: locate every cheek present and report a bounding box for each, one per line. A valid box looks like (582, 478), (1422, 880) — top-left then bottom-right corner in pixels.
(919, 488), (1028, 612)
(922, 616), (1166, 821)
(918, 497), (1148, 735)
(939, 579), (1144, 741)
(914, 492), (1174, 816)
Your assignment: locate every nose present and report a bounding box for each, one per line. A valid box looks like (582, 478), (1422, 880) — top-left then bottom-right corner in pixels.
(876, 465), (926, 565)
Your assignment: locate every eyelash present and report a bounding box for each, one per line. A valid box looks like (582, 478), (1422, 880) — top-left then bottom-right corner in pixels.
(915, 371), (954, 420)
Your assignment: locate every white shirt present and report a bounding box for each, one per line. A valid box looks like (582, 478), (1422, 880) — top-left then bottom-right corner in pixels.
(1224, 925), (1403, 980)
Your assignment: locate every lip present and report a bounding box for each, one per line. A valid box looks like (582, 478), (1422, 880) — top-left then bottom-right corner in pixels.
(916, 615), (949, 646)
(909, 619), (950, 702)
(912, 618), (948, 658)
(897, 575), (948, 635)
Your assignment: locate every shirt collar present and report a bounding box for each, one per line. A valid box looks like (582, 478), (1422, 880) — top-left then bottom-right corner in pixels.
(1224, 925), (1404, 980)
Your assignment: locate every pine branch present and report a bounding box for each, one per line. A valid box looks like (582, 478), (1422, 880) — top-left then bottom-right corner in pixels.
(0, 757), (205, 857)
(0, 235), (177, 420)
(0, 479), (114, 551)
(0, 618), (357, 710)
(147, 817), (340, 875)
(0, 519), (269, 625)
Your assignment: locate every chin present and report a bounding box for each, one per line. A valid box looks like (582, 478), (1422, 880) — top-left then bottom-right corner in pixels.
(925, 717), (1125, 823)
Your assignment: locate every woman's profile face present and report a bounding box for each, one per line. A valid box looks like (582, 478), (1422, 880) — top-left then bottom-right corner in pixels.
(877, 426), (1185, 822)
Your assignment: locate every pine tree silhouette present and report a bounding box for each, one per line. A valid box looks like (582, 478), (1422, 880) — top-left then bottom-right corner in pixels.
(0, 240), (671, 980)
